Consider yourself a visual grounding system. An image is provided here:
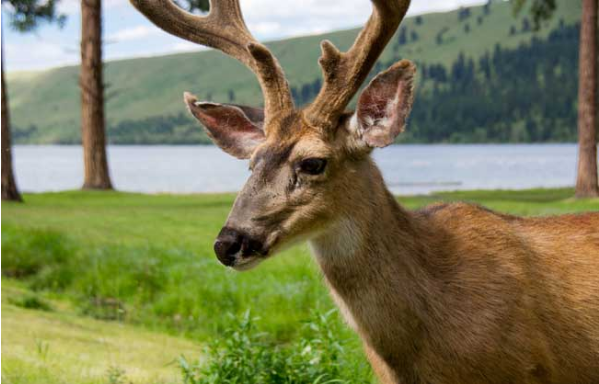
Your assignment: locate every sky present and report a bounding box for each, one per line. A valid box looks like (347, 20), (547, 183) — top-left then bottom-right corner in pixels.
(2, 0), (487, 72)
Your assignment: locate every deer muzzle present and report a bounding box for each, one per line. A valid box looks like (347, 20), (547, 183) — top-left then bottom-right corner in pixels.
(214, 226), (268, 269)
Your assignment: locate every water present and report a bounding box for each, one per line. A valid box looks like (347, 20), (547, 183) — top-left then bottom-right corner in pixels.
(13, 144), (581, 195)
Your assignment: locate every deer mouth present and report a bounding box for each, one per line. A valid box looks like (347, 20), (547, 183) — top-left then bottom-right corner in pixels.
(232, 256), (265, 271)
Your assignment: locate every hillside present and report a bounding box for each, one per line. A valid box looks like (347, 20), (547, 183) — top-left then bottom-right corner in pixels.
(7, 0), (582, 144)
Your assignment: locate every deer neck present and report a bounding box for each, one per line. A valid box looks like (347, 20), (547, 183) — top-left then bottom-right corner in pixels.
(309, 158), (436, 354)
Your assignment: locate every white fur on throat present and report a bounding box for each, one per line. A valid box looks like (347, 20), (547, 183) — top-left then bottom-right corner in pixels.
(309, 217), (364, 332)
(309, 216), (363, 262)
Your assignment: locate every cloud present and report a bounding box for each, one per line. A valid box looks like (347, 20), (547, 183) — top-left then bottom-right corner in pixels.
(109, 25), (159, 42)
(58, 0), (129, 14)
(248, 20), (328, 39)
(5, 40), (78, 71)
(239, 0), (488, 40)
(172, 42), (204, 52)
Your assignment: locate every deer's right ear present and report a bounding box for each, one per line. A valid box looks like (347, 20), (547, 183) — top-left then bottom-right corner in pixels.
(184, 92), (265, 159)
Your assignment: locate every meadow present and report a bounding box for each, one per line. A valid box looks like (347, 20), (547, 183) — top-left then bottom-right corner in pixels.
(2, 189), (598, 383)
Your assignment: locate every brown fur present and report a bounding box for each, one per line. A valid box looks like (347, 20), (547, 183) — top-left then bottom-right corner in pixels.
(310, 158), (599, 384)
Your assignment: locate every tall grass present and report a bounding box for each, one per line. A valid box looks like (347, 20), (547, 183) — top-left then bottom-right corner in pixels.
(1, 223), (334, 341)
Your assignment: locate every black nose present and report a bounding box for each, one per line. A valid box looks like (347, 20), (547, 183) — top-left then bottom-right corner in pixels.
(214, 227), (265, 267)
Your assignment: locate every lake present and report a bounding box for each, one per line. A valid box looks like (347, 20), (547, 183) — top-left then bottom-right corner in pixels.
(13, 144), (581, 195)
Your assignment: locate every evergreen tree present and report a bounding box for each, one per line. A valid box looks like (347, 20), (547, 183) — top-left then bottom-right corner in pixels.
(2, 0), (66, 202)
(398, 27), (408, 45)
(522, 17), (531, 32)
(513, 0), (597, 197)
(483, 2), (491, 15)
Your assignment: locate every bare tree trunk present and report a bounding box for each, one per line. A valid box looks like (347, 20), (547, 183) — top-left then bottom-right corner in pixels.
(575, 0), (599, 198)
(1, 44), (23, 202)
(80, 0), (113, 190)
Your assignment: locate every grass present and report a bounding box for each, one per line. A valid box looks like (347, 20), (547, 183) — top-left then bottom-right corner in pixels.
(2, 188), (598, 383)
(2, 280), (201, 384)
(7, 0), (581, 143)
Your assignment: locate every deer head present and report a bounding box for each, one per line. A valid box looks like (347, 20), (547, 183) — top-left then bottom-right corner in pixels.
(131, 0), (414, 270)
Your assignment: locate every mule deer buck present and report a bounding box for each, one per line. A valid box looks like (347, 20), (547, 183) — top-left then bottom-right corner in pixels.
(131, 0), (599, 382)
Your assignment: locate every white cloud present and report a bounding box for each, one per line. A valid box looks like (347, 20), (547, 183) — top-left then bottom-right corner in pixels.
(109, 25), (159, 42)
(57, 0), (129, 15)
(172, 42), (204, 52)
(5, 41), (78, 71)
(239, 0), (488, 40)
(250, 21), (282, 35)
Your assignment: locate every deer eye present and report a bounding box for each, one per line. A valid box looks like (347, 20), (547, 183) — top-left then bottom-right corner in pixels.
(299, 158), (327, 175)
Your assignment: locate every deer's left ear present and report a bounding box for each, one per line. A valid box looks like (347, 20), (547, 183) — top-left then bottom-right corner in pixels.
(351, 60), (416, 148)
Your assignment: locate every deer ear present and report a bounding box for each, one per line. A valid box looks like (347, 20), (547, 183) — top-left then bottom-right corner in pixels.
(184, 92), (265, 159)
(352, 60), (416, 148)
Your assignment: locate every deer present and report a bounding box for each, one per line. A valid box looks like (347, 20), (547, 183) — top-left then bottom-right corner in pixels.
(130, 0), (599, 382)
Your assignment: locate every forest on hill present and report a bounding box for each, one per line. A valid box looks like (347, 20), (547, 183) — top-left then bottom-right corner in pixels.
(8, 0), (582, 144)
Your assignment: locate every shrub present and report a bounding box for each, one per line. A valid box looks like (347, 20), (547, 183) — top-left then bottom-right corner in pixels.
(1, 227), (75, 280)
(179, 310), (372, 384)
(9, 294), (53, 312)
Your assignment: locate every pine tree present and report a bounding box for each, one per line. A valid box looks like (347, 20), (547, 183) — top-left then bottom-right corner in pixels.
(2, 0), (66, 202)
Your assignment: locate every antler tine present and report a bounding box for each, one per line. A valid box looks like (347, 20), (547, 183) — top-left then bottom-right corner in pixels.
(306, 0), (411, 127)
(130, 0), (294, 123)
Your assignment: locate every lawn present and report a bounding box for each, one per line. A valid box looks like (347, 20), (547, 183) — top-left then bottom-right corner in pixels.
(2, 280), (201, 384)
(2, 188), (598, 383)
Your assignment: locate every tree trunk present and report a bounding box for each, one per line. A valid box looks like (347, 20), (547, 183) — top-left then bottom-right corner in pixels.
(575, 0), (599, 198)
(1, 44), (23, 202)
(80, 0), (113, 190)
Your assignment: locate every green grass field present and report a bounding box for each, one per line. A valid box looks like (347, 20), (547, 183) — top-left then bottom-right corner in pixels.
(2, 189), (598, 383)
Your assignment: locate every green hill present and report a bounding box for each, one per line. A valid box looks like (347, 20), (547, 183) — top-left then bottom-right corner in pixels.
(7, 0), (582, 144)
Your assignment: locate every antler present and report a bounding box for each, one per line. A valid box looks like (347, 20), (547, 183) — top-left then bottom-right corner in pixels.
(129, 0), (294, 125)
(306, 0), (411, 127)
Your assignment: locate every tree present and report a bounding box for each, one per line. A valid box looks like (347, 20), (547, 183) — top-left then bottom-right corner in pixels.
(458, 7), (471, 22)
(80, 0), (112, 189)
(1, 44), (21, 202)
(79, 0), (209, 190)
(1, 0), (65, 201)
(513, 0), (556, 30)
(514, 0), (598, 197)
(574, 0), (598, 197)
(398, 27), (407, 45)
(483, 2), (491, 16)
(436, 28), (448, 45)
(522, 17), (531, 32)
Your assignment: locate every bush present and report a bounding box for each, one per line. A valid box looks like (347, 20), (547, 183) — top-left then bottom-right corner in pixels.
(1, 226), (75, 282)
(8, 294), (53, 312)
(179, 310), (372, 384)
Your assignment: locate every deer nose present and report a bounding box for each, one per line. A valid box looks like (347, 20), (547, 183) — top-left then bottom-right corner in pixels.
(214, 227), (265, 267)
